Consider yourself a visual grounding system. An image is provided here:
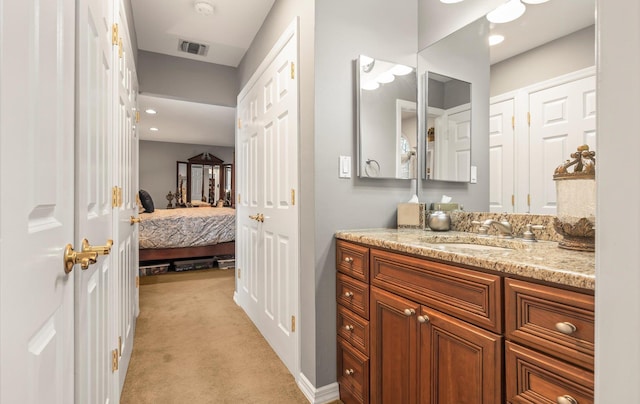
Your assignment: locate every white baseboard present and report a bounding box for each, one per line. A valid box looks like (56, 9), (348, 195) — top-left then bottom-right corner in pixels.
(297, 373), (340, 404)
(233, 291), (240, 305)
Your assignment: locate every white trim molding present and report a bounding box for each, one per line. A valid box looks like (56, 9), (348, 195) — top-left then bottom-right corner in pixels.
(297, 373), (340, 404)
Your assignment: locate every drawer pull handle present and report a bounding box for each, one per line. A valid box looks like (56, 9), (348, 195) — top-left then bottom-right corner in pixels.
(417, 315), (429, 323)
(556, 395), (578, 404)
(344, 324), (354, 331)
(404, 308), (416, 316)
(344, 257), (354, 264)
(555, 322), (577, 335)
(344, 291), (354, 298)
(345, 369), (354, 376)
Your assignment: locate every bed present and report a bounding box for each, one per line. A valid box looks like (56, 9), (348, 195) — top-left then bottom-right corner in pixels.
(138, 207), (236, 262)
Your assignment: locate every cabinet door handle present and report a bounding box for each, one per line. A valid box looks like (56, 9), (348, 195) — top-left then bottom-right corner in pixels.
(555, 322), (577, 335)
(345, 369), (354, 376)
(344, 256), (354, 264)
(417, 315), (429, 323)
(556, 395), (578, 404)
(344, 324), (354, 331)
(404, 308), (416, 316)
(344, 291), (354, 298)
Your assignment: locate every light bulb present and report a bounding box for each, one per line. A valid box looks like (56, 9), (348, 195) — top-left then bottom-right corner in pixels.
(486, 0), (526, 24)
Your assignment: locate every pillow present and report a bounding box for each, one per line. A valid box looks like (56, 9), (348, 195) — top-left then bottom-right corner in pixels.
(138, 189), (154, 213)
(191, 200), (211, 207)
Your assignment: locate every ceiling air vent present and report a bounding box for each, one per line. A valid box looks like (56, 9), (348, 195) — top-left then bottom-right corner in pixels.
(178, 39), (209, 56)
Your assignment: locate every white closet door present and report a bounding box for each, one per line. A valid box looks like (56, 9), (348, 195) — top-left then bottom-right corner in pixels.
(236, 21), (299, 377)
(448, 106), (472, 181)
(0, 0), (76, 402)
(75, 0), (117, 402)
(529, 76), (596, 214)
(489, 98), (515, 213)
(114, 0), (139, 393)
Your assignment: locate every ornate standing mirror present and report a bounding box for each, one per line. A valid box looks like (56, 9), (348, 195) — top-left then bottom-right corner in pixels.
(176, 153), (228, 205)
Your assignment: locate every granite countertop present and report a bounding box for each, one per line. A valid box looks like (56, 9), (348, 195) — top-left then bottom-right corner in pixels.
(335, 228), (595, 290)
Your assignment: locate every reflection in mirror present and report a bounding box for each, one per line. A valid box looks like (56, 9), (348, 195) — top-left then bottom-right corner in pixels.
(418, 17), (489, 183)
(191, 164), (204, 201)
(357, 55), (417, 179)
(426, 72), (471, 181)
(177, 162), (187, 205)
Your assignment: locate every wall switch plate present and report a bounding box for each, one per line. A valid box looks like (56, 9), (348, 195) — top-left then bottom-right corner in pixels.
(470, 165), (478, 183)
(339, 156), (351, 178)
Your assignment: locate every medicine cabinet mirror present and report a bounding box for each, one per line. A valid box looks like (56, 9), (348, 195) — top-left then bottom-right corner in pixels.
(356, 55), (417, 179)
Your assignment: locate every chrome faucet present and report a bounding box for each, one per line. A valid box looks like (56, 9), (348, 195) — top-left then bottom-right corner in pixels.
(476, 219), (513, 239)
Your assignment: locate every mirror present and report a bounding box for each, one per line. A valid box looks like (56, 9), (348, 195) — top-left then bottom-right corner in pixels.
(357, 55), (417, 179)
(425, 72), (472, 181)
(418, 17), (490, 183)
(177, 162), (187, 205)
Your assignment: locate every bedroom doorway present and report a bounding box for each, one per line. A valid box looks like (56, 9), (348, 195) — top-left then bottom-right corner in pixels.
(235, 19), (300, 378)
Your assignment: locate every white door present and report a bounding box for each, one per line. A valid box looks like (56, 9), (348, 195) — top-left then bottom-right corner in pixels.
(75, 0), (117, 402)
(0, 0), (76, 402)
(447, 105), (471, 181)
(236, 21), (299, 377)
(489, 98), (515, 213)
(113, 1), (139, 391)
(529, 76), (596, 214)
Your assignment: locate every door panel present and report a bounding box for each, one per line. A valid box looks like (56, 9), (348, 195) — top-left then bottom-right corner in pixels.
(529, 76), (596, 214)
(236, 22), (299, 376)
(0, 0), (76, 402)
(76, 0), (114, 402)
(489, 98), (515, 213)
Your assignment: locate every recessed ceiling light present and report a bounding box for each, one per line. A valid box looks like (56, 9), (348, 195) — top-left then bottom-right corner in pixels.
(149, 127), (159, 132)
(145, 108), (157, 114)
(489, 34), (505, 46)
(487, 0), (526, 24)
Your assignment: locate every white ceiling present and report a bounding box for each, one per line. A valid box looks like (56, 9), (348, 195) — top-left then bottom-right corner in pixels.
(137, 94), (235, 146)
(131, 0), (275, 67)
(132, 0), (595, 147)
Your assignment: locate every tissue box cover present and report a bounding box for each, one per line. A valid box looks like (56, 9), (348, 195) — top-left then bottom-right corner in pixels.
(397, 203), (426, 229)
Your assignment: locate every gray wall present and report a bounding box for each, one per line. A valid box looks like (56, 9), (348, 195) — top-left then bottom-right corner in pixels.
(137, 50), (239, 106)
(139, 140), (234, 207)
(490, 25), (595, 96)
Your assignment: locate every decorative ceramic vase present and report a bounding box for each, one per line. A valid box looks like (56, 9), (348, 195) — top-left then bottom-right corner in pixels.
(553, 145), (596, 251)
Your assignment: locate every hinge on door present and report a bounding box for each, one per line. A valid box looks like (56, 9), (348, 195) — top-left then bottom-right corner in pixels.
(118, 38), (123, 58)
(238, 118), (242, 129)
(511, 194), (515, 207)
(112, 187), (119, 207)
(511, 116), (515, 130)
(238, 194), (241, 204)
(112, 23), (119, 46)
(290, 62), (295, 79)
(291, 189), (295, 206)
(112, 349), (119, 372)
(135, 110), (140, 123)
(527, 194), (531, 207)
(136, 276), (139, 288)
(527, 112), (531, 126)
(291, 315), (296, 332)
(237, 268), (241, 279)
(118, 336), (122, 357)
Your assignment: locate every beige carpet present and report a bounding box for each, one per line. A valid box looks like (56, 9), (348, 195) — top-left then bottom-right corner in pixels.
(120, 268), (309, 404)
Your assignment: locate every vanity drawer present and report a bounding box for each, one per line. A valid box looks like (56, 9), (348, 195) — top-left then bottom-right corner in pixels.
(337, 273), (370, 320)
(505, 278), (594, 370)
(337, 305), (369, 356)
(370, 248), (502, 333)
(338, 336), (369, 404)
(336, 240), (369, 282)
(506, 341), (593, 404)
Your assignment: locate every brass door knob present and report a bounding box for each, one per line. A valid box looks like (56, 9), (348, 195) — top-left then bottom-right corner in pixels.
(82, 238), (113, 255)
(249, 213), (265, 222)
(130, 216), (141, 225)
(63, 244), (98, 273)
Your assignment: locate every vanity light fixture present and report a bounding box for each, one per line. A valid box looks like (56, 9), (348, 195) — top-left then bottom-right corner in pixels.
(145, 108), (157, 114)
(149, 127), (159, 132)
(489, 34), (505, 46)
(360, 55), (375, 73)
(487, 0), (526, 24)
